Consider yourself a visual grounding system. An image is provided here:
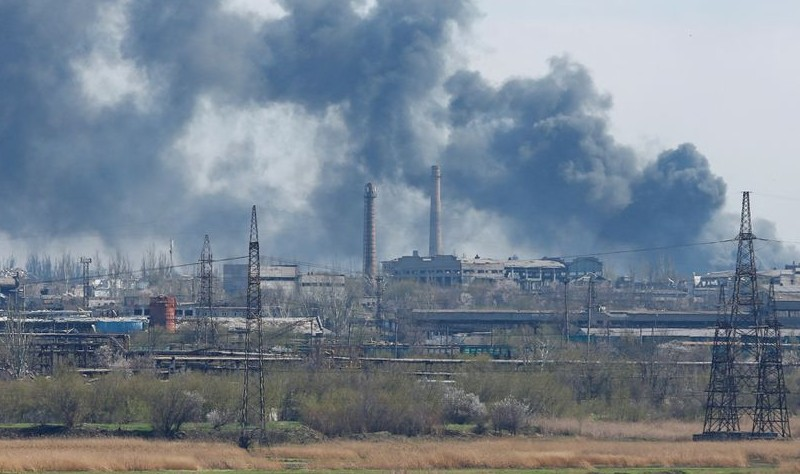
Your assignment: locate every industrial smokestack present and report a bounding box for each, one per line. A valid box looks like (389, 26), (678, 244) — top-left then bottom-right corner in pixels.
(429, 165), (442, 256)
(363, 183), (378, 288)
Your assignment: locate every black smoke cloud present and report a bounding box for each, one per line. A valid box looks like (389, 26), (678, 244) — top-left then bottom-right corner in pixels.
(443, 60), (736, 270)
(0, 0), (788, 274)
(602, 143), (726, 246)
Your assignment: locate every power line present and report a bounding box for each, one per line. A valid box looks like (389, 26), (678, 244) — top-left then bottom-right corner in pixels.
(756, 237), (800, 245)
(750, 191), (800, 203)
(21, 255), (248, 287)
(558, 238), (736, 260)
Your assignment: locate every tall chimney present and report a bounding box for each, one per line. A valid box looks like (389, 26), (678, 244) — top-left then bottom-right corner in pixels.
(429, 165), (442, 256)
(363, 183), (378, 289)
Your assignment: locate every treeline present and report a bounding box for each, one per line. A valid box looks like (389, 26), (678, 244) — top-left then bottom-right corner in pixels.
(0, 351), (754, 439)
(17, 247), (175, 285)
(1, 341), (798, 439)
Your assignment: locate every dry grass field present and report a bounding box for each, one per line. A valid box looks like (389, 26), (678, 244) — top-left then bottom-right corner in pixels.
(534, 417), (701, 441)
(0, 438), (281, 471)
(1, 419), (800, 472)
(265, 437), (800, 471)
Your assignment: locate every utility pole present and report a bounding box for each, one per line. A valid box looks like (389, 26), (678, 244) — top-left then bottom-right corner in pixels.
(375, 275), (384, 320)
(169, 239), (174, 278)
(80, 257), (92, 310)
(394, 317), (399, 359)
(562, 278), (569, 344)
(586, 274), (595, 359)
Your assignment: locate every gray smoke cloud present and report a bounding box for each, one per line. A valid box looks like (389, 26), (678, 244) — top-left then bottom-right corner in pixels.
(0, 0), (791, 275)
(442, 60), (753, 271)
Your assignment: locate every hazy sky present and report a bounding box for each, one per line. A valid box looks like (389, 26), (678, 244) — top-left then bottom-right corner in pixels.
(0, 0), (797, 276)
(471, 0), (800, 241)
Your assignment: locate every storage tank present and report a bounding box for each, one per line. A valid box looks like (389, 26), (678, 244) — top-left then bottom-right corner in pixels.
(149, 295), (177, 332)
(95, 318), (147, 334)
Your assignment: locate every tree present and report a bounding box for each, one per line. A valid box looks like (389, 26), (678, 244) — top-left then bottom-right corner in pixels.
(147, 378), (205, 438)
(1, 307), (31, 378)
(87, 372), (148, 426)
(39, 370), (90, 429)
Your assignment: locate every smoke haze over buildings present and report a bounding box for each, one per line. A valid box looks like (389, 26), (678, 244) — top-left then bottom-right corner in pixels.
(0, 0), (792, 274)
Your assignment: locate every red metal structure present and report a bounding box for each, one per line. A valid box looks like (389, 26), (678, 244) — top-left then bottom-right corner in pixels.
(149, 295), (177, 332)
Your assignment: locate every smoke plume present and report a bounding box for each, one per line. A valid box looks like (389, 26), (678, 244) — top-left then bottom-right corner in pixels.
(0, 0), (790, 275)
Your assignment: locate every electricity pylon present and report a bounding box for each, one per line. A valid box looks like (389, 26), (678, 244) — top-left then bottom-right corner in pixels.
(696, 191), (790, 440)
(239, 206), (266, 448)
(198, 234), (215, 345)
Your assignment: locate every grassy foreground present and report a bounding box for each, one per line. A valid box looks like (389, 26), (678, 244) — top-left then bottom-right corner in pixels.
(263, 437), (800, 471)
(0, 419), (799, 472)
(0, 437), (799, 472)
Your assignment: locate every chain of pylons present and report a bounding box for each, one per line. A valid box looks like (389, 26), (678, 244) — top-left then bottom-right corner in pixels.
(239, 205), (266, 448)
(696, 191), (790, 440)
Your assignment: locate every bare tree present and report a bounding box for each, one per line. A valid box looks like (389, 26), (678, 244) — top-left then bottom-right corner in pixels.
(2, 306), (31, 378)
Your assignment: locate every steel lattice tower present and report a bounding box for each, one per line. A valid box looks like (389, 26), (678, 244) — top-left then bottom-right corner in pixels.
(753, 280), (791, 436)
(239, 206), (266, 448)
(198, 234), (214, 344)
(696, 191), (790, 440)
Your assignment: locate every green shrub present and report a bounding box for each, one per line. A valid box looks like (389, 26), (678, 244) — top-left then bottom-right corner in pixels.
(45, 371), (90, 429)
(296, 371), (441, 436)
(146, 376), (205, 438)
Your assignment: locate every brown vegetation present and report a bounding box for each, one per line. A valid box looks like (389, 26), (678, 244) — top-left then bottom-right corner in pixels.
(535, 417), (699, 441)
(0, 438), (279, 471)
(265, 437), (800, 471)
(0, 421), (799, 471)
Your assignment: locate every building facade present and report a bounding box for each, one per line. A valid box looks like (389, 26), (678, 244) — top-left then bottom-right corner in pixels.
(382, 253), (600, 290)
(223, 263), (345, 299)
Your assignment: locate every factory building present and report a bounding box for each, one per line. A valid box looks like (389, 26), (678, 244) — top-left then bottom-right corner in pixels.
(376, 165), (603, 290)
(223, 263), (345, 298)
(0, 274), (20, 309)
(222, 264), (248, 296)
(461, 257), (506, 283)
(262, 264), (301, 294)
(564, 256), (604, 279)
(506, 258), (575, 291)
(382, 254), (601, 290)
(381, 252), (461, 285)
(298, 272), (347, 299)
